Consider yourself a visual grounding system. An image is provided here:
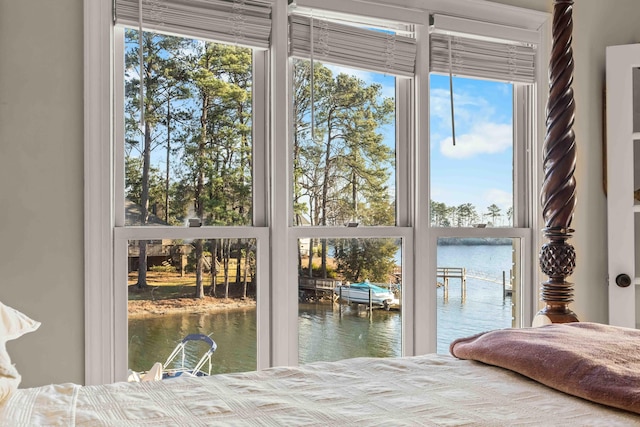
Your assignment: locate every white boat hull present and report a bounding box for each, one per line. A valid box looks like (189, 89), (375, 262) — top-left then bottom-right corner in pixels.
(335, 285), (397, 308)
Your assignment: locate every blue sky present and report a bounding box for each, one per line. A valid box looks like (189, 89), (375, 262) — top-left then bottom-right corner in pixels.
(326, 64), (514, 224)
(429, 74), (513, 222)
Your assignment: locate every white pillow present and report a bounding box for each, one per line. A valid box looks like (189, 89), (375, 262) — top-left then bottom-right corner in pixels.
(0, 302), (40, 403)
(0, 301), (41, 342)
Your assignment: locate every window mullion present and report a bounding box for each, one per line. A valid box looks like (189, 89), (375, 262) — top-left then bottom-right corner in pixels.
(112, 27), (127, 382)
(514, 84), (530, 229)
(271, 0), (296, 367)
(253, 49), (271, 370)
(397, 77), (415, 356)
(253, 50), (268, 228)
(113, 232), (129, 382)
(414, 20), (434, 356)
(397, 78), (412, 228)
(114, 27), (126, 228)
(114, 226), (268, 241)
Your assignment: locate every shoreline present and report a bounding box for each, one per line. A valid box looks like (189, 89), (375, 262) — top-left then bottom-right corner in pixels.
(128, 296), (256, 317)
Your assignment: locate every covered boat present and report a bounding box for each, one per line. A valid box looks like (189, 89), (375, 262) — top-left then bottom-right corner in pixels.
(335, 281), (397, 309)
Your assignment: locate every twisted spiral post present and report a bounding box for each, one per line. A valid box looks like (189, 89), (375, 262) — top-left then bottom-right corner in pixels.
(535, 0), (579, 324)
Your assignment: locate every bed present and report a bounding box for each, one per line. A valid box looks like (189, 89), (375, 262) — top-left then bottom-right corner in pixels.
(2, 335), (640, 426)
(1, 320), (640, 425)
(3, 0), (640, 425)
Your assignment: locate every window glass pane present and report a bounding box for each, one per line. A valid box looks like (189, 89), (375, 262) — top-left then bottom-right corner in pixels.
(292, 59), (396, 227)
(298, 237), (402, 363)
(127, 238), (257, 376)
(436, 237), (517, 353)
(124, 30), (253, 227)
(430, 74), (514, 227)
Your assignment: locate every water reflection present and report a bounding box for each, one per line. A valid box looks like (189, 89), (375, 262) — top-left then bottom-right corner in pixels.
(129, 303), (403, 375)
(128, 308), (256, 375)
(299, 302), (401, 364)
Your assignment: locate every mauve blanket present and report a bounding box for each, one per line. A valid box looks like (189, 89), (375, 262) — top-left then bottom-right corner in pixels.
(450, 322), (640, 415)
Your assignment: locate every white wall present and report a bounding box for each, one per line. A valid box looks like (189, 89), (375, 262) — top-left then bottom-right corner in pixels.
(0, 0), (85, 386)
(2, 0), (640, 387)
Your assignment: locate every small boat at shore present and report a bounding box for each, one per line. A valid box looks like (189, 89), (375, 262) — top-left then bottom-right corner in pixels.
(162, 333), (217, 379)
(129, 334), (217, 382)
(335, 281), (397, 309)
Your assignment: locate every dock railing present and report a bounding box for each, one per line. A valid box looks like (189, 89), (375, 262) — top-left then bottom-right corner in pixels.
(298, 277), (336, 301)
(437, 267), (513, 302)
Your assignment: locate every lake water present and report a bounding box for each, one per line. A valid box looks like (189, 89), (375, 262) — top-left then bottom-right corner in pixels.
(436, 243), (514, 352)
(129, 308), (257, 375)
(129, 244), (514, 373)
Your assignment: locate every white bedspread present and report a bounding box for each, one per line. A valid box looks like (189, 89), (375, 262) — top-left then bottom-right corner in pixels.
(1, 354), (638, 426)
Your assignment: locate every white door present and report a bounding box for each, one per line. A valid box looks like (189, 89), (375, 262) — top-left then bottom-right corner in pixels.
(606, 43), (640, 328)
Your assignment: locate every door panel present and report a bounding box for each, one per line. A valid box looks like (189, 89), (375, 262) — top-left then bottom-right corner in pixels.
(606, 44), (640, 328)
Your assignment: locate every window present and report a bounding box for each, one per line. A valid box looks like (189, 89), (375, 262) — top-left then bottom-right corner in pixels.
(112, 0), (272, 378)
(84, 0), (548, 384)
(428, 15), (539, 350)
(288, 10), (415, 362)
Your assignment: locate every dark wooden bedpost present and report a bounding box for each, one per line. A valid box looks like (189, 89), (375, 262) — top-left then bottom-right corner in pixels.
(534, 0), (579, 325)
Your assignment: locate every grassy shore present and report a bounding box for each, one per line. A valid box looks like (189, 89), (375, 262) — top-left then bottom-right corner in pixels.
(128, 271), (256, 317)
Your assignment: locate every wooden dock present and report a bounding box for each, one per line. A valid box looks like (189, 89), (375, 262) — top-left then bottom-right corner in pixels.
(438, 267), (513, 301)
(298, 277), (336, 301)
(437, 267), (466, 302)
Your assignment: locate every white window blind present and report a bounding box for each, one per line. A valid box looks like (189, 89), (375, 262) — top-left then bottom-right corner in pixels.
(289, 14), (416, 77)
(430, 14), (537, 83)
(113, 0), (272, 48)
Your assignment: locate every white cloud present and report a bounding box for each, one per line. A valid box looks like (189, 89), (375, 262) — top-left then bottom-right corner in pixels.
(430, 87), (495, 125)
(483, 188), (512, 211)
(439, 122), (512, 159)
(429, 88), (452, 124)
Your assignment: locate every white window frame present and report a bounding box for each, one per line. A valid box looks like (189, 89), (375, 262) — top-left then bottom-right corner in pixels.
(284, 4), (417, 360)
(111, 30), (271, 378)
(423, 80), (537, 338)
(84, 0), (549, 385)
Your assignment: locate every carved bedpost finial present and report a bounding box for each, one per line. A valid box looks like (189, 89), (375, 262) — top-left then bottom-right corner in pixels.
(533, 0), (579, 325)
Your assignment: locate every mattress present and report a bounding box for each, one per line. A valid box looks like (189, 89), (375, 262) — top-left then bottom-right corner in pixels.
(1, 354), (638, 426)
